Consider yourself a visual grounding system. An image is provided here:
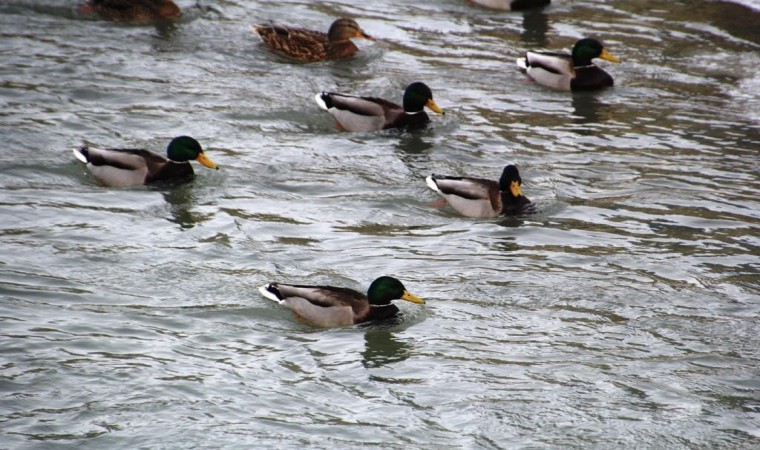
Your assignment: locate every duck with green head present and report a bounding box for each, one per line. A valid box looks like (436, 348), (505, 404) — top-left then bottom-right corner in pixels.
(73, 136), (218, 187)
(259, 276), (425, 328)
(314, 82), (444, 132)
(516, 38), (620, 91)
(80, 0), (181, 22)
(252, 17), (374, 62)
(426, 165), (532, 217)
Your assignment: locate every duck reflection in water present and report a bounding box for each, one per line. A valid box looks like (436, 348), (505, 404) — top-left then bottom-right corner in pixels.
(362, 328), (412, 368)
(394, 132), (435, 166)
(571, 92), (610, 127)
(161, 184), (210, 230)
(520, 7), (549, 47)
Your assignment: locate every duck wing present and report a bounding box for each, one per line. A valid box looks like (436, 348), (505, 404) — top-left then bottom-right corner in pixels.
(426, 175), (501, 217)
(78, 147), (161, 169)
(259, 283), (371, 327)
(318, 93), (391, 117)
(261, 283), (367, 308)
(74, 146), (167, 187)
(254, 25), (328, 61)
(427, 175), (497, 200)
(523, 51), (574, 74)
(517, 51), (575, 91)
(316, 93), (392, 132)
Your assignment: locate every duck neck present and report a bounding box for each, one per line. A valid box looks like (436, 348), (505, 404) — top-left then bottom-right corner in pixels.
(326, 40), (358, 59)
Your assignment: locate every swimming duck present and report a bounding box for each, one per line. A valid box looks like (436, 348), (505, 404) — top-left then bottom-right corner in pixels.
(73, 136), (218, 187)
(258, 276), (425, 328)
(516, 38), (620, 91)
(314, 82), (444, 132)
(426, 165), (532, 217)
(468, 0), (550, 11)
(80, 0), (181, 22)
(252, 17), (373, 62)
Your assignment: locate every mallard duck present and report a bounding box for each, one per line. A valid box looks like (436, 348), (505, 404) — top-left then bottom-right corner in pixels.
(468, 0), (550, 11)
(72, 136), (218, 187)
(516, 38), (620, 91)
(80, 0), (181, 22)
(258, 276), (425, 328)
(252, 17), (373, 62)
(426, 165), (532, 217)
(314, 82), (444, 132)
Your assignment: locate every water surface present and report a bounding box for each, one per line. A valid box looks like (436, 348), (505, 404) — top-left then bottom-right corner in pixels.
(1, 0), (759, 448)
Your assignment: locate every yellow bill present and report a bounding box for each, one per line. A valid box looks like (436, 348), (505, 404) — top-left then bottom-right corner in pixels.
(600, 48), (620, 63)
(510, 180), (523, 198)
(426, 98), (444, 115)
(196, 152), (219, 170)
(401, 290), (425, 304)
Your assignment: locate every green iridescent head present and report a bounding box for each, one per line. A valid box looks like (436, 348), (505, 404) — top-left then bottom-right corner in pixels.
(571, 38), (620, 66)
(402, 82), (444, 114)
(166, 136), (217, 169)
(367, 276), (425, 305)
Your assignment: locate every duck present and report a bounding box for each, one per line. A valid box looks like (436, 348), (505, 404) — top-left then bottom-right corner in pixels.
(72, 136), (218, 187)
(258, 276), (425, 328)
(426, 165), (532, 217)
(468, 0), (550, 11)
(314, 82), (444, 132)
(516, 38), (620, 91)
(79, 0), (181, 22)
(252, 17), (374, 62)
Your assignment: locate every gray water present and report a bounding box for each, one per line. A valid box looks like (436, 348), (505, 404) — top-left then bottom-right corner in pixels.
(1, 0), (759, 448)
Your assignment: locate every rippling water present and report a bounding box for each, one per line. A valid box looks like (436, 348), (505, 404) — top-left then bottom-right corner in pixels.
(1, 0), (759, 448)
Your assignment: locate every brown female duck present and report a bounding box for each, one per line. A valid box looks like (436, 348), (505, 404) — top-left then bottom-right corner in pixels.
(80, 0), (181, 22)
(252, 17), (373, 62)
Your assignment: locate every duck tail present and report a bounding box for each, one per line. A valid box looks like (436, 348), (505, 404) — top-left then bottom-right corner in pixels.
(72, 146), (90, 164)
(516, 56), (529, 72)
(314, 92), (331, 110)
(258, 283), (284, 303)
(425, 175), (441, 193)
(250, 24), (265, 37)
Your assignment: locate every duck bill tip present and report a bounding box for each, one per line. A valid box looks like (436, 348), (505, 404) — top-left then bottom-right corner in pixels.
(402, 291), (425, 304)
(427, 99), (444, 115)
(510, 181), (523, 198)
(601, 49), (620, 63)
(197, 153), (219, 170)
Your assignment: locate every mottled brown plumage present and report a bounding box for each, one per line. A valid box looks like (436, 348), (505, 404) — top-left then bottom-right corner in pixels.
(81, 0), (181, 22)
(253, 18), (373, 62)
